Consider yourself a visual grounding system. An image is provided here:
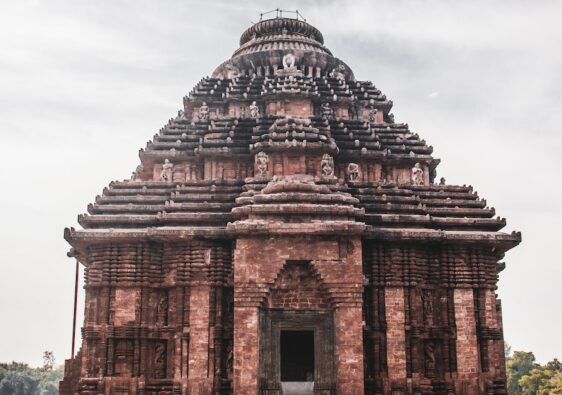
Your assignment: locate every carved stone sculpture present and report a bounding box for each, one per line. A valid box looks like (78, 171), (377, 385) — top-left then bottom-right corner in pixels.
(226, 342), (233, 380)
(131, 165), (144, 181)
(255, 151), (269, 178)
(347, 163), (360, 181)
(421, 289), (434, 325)
(153, 342), (166, 379)
(225, 63), (240, 79)
(199, 102), (209, 121)
(276, 53), (303, 77)
(282, 53), (296, 69)
(411, 162), (424, 186)
(425, 342), (436, 376)
(321, 102), (333, 120)
(329, 65), (345, 80)
(368, 106), (377, 123)
(160, 159), (174, 182)
(249, 101), (260, 119)
(439, 177), (446, 185)
(321, 153), (334, 177)
(157, 294), (168, 324)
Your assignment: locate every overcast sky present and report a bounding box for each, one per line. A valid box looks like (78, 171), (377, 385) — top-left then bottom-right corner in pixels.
(0, 0), (560, 367)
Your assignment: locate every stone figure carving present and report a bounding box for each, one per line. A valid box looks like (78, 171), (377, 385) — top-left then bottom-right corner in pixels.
(160, 159), (174, 182)
(411, 163), (424, 185)
(153, 342), (166, 378)
(157, 294), (168, 324)
(424, 342), (436, 375)
(421, 290), (434, 324)
(321, 154), (334, 177)
(347, 163), (360, 181)
(321, 102), (333, 120)
(348, 105), (358, 120)
(329, 65), (346, 80)
(225, 63), (240, 79)
(199, 102), (209, 121)
(439, 177), (446, 185)
(282, 53), (296, 69)
(249, 101), (260, 118)
(255, 151), (269, 178)
(277, 53), (302, 77)
(368, 106), (378, 123)
(226, 342), (233, 379)
(131, 165), (144, 181)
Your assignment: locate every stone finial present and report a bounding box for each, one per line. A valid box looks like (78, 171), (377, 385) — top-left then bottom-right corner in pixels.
(321, 153), (334, 177)
(411, 162), (424, 186)
(347, 163), (360, 181)
(199, 102), (209, 121)
(439, 177), (446, 185)
(160, 159), (174, 182)
(321, 102), (333, 120)
(249, 101), (260, 119)
(255, 151), (269, 178)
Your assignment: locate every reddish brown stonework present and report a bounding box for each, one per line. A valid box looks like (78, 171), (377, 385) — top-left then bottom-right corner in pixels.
(60, 14), (520, 395)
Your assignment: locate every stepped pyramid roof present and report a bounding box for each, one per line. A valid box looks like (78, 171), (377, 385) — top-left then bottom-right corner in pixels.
(65, 16), (520, 253)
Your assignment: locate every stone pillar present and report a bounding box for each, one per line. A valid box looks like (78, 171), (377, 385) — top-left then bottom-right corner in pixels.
(334, 306), (364, 394)
(187, 285), (211, 394)
(484, 289), (504, 377)
(233, 306), (260, 395)
(454, 288), (480, 394)
(385, 287), (407, 389)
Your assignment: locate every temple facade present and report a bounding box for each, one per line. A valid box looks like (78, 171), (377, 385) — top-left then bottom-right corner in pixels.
(60, 15), (520, 395)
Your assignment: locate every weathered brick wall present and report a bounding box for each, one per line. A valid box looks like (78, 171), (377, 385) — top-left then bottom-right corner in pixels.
(61, 240), (234, 395)
(233, 235), (364, 395)
(363, 241), (507, 394)
(385, 287), (407, 390)
(267, 262), (330, 309)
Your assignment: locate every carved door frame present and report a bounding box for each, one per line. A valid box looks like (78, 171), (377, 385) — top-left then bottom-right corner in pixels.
(259, 309), (335, 394)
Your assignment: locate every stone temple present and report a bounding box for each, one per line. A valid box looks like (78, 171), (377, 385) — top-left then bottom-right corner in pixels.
(60, 14), (521, 395)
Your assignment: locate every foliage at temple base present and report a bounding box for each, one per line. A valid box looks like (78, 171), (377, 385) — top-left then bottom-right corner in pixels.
(507, 350), (562, 394)
(0, 352), (63, 395)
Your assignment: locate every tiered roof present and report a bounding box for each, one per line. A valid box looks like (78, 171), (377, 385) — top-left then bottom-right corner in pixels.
(65, 17), (520, 252)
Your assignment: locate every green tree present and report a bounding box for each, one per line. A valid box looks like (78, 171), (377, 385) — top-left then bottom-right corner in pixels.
(519, 366), (550, 394)
(546, 371), (562, 394)
(0, 352), (64, 395)
(41, 352), (55, 372)
(507, 351), (539, 395)
(0, 370), (39, 395)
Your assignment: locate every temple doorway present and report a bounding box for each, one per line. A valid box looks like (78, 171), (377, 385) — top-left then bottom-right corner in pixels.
(280, 330), (315, 382)
(259, 310), (335, 394)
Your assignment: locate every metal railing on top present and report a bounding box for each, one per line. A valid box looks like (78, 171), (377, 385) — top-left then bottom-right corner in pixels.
(259, 8), (307, 22)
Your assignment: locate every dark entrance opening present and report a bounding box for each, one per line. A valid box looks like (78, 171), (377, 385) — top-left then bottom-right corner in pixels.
(280, 330), (315, 382)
